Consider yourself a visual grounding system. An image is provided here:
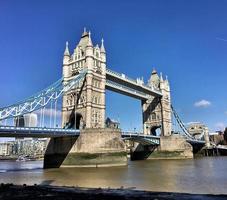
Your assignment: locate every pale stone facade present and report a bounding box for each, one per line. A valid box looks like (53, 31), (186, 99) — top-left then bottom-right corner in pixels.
(142, 69), (172, 136)
(155, 135), (193, 159)
(62, 30), (172, 136)
(62, 30), (106, 129)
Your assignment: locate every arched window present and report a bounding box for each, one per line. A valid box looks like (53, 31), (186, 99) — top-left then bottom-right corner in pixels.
(151, 112), (156, 120)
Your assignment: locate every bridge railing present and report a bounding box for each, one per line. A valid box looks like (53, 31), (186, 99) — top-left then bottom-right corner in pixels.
(0, 125), (79, 133)
(121, 131), (160, 138)
(121, 132), (160, 145)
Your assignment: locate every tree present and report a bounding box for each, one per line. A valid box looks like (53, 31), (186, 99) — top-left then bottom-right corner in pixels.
(224, 127), (227, 142)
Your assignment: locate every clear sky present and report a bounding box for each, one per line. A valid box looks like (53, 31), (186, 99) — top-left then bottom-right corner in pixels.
(0, 0), (227, 133)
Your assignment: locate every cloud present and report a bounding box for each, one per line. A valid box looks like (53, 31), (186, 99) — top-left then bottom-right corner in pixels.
(186, 121), (201, 125)
(194, 100), (211, 108)
(215, 122), (226, 131)
(216, 37), (227, 42)
(225, 111), (227, 115)
(35, 108), (61, 117)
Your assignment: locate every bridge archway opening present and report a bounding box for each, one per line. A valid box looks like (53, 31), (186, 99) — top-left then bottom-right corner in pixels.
(75, 113), (83, 129)
(150, 126), (161, 136)
(106, 90), (143, 132)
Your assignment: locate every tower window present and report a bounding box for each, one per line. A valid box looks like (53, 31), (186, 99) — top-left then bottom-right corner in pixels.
(151, 113), (156, 120)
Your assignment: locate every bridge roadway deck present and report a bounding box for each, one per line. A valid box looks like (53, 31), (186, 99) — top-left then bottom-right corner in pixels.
(106, 68), (162, 99)
(0, 126), (204, 145)
(0, 127), (160, 144)
(0, 126), (80, 138)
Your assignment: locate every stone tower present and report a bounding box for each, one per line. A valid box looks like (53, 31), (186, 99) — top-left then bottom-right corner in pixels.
(62, 29), (106, 129)
(142, 69), (171, 136)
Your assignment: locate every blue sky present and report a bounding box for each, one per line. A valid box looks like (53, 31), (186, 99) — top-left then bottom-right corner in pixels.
(0, 0), (227, 133)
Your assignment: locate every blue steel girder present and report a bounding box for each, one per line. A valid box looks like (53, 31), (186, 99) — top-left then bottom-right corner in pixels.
(0, 70), (87, 121)
(0, 126), (80, 138)
(121, 132), (160, 145)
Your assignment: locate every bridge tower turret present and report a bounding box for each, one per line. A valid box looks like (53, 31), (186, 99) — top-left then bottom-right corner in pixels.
(62, 29), (106, 129)
(160, 75), (172, 136)
(62, 41), (71, 78)
(142, 69), (171, 136)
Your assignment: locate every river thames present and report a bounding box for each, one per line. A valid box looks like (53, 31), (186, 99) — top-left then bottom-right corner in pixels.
(1, 157), (227, 194)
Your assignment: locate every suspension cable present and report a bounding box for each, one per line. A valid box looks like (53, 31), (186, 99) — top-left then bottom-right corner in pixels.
(39, 108), (43, 127)
(49, 100), (53, 128)
(54, 98), (57, 128)
(29, 113), (31, 127)
(42, 97), (46, 127)
(171, 105), (194, 139)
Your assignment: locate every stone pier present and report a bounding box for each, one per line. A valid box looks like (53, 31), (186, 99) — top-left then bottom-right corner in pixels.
(44, 128), (127, 168)
(130, 135), (193, 160)
(153, 135), (193, 159)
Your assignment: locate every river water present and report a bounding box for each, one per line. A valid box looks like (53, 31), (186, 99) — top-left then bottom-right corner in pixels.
(0, 157), (227, 194)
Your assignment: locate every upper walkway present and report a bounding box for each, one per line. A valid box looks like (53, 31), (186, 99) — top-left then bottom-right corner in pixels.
(106, 68), (162, 100)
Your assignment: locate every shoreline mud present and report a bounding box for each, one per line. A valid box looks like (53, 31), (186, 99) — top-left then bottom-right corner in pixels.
(0, 184), (227, 200)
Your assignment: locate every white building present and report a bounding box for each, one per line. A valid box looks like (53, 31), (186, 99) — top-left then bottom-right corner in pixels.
(0, 143), (12, 156)
(15, 113), (37, 127)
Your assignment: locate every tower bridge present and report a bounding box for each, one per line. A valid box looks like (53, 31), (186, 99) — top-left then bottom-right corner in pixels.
(0, 29), (206, 168)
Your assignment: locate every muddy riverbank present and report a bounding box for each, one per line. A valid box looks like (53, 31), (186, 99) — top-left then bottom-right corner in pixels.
(0, 184), (227, 200)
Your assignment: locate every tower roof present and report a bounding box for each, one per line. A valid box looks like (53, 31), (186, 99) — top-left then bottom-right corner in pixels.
(152, 68), (157, 75)
(148, 68), (160, 88)
(76, 29), (92, 51)
(82, 27), (88, 37)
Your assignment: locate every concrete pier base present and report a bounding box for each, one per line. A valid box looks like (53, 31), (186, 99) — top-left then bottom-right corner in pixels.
(149, 135), (193, 159)
(130, 135), (193, 160)
(44, 128), (127, 168)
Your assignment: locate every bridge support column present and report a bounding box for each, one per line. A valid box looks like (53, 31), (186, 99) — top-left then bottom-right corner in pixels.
(44, 128), (127, 168)
(130, 135), (193, 160)
(160, 77), (172, 137)
(156, 135), (193, 158)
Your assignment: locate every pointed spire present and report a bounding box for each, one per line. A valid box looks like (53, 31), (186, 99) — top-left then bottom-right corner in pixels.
(87, 31), (93, 47)
(64, 41), (70, 56)
(160, 72), (163, 82)
(165, 75), (169, 85)
(101, 38), (105, 53)
(82, 27), (88, 37)
(152, 68), (157, 74)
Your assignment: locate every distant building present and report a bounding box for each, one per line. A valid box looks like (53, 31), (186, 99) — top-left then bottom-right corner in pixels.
(209, 131), (225, 145)
(105, 117), (120, 129)
(0, 143), (12, 156)
(15, 113), (37, 127)
(0, 138), (49, 156)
